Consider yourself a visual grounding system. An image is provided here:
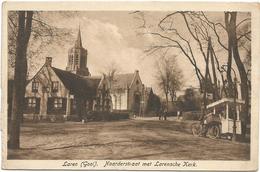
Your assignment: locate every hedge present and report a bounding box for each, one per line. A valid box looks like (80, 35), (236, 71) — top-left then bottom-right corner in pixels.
(182, 111), (202, 121)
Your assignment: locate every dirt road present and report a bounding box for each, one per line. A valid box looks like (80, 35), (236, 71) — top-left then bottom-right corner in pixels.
(8, 119), (250, 160)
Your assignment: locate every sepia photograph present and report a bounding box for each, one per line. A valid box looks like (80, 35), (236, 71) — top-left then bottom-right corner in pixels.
(2, 1), (259, 171)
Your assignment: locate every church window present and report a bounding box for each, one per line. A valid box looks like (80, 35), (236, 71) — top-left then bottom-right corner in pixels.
(69, 55), (73, 64)
(136, 80), (139, 85)
(54, 98), (63, 108)
(114, 95), (117, 110)
(51, 81), (59, 92)
(118, 94), (121, 110)
(32, 81), (39, 93)
(75, 54), (79, 65)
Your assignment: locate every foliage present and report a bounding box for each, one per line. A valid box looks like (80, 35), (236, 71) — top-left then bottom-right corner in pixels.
(8, 11), (73, 78)
(155, 53), (183, 105)
(182, 88), (202, 111)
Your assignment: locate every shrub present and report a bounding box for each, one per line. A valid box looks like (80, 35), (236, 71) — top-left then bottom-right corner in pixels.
(47, 115), (65, 123)
(84, 111), (129, 122)
(182, 111), (201, 121)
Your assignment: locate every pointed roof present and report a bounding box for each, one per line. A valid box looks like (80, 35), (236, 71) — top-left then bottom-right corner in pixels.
(111, 73), (135, 89)
(52, 67), (100, 97)
(74, 25), (82, 48)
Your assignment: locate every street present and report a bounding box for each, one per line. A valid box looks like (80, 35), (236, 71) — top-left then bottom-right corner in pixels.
(8, 119), (250, 160)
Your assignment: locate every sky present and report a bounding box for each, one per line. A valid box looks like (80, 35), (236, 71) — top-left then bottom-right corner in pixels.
(10, 11), (250, 96)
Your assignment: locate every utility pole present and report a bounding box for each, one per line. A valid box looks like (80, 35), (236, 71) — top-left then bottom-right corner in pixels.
(202, 37), (211, 119)
(232, 77), (238, 142)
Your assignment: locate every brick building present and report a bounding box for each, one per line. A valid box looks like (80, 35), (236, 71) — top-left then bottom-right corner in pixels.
(23, 28), (111, 121)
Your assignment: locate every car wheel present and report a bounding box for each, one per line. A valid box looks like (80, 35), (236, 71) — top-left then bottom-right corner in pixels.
(207, 125), (220, 139)
(191, 123), (201, 136)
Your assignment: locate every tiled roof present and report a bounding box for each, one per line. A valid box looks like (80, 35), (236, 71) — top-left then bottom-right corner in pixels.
(111, 73), (135, 89)
(52, 67), (101, 98)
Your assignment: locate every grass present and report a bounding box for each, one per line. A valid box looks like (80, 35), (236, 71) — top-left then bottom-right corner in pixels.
(8, 119), (250, 160)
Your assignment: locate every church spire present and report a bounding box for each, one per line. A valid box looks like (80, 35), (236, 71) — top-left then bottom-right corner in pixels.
(75, 25), (82, 48)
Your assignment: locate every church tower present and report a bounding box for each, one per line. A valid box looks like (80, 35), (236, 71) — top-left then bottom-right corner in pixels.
(66, 26), (90, 76)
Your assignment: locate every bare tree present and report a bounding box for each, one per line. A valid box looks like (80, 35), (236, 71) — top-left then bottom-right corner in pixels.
(133, 11), (251, 138)
(155, 52), (183, 109)
(169, 58), (183, 102)
(8, 11), (73, 77)
(101, 61), (122, 89)
(9, 11), (33, 149)
(8, 11), (73, 149)
(199, 12), (251, 138)
(133, 11), (218, 97)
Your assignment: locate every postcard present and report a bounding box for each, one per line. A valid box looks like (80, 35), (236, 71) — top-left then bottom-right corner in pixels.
(1, 1), (259, 171)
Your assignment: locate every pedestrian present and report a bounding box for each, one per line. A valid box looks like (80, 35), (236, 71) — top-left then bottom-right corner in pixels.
(163, 106), (167, 120)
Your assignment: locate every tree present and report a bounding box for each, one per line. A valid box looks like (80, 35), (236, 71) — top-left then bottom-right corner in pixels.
(226, 12), (250, 138)
(155, 52), (183, 109)
(8, 11), (72, 149)
(8, 11), (73, 78)
(201, 12), (251, 138)
(183, 88), (202, 111)
(101, 61), (121, 89)
(169, 59), (183, 102)
(133, 11), (251, 138)
(9, 11), (33, 149)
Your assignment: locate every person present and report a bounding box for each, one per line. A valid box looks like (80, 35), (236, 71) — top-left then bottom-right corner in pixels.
(155, 105), (161, 120)
(163, 105), (167, 120)
(159, 103), (165, 120)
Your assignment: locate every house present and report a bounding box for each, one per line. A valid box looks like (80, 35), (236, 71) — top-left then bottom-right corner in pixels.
(23, 28), (112, 121)
(9, 27), (154, 121)
(110, 72), (154, 115)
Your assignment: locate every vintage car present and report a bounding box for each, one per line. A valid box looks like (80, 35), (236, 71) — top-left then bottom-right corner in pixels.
(192, 98), (245, 139)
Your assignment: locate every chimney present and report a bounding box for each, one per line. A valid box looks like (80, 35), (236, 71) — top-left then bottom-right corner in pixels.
(45, 57), (52, 66)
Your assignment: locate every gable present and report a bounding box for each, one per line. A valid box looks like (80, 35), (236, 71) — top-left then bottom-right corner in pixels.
(52, 67), (101, 98)
(129, 71), (142, 89)
(25, 65), (67, 97)
(112, 73), (135, 89)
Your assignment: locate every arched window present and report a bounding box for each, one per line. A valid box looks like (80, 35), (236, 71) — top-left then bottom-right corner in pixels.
(118, 94), (121, 110)
(114, 95), (117, 110)
(75, 54), (79, 65)
(69, 55), (73, 64)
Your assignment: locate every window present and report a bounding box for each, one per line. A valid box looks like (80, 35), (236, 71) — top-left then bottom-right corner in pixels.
(32, 81), (39, 93)
(25, 97), (40, 114)
(69, 55), (73, 64)
(28, 97), (37, 108)
(75, 55), (79, 65)
(54, 98), (63, 108)
(52, 81), (59, 92)
(118, 94), (121, 110)
(42, 86), (50, 93)
(136, 80), (139, 85)
(114, 95), (117, 110)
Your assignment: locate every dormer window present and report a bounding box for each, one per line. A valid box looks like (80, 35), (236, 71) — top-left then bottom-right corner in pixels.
(51, 81), (59, 93)
(32, 81), (39, 93)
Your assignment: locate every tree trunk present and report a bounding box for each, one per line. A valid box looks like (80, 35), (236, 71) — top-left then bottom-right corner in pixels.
(224, 12), (235, 98)
(229, 12), (249, 138)
(209, 38), (219, 100)
(165, 93), (169, 112)
(9, 11), (33, 149)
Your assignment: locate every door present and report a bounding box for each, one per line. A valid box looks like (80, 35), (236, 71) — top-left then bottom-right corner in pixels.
(133, 93), (141, 115)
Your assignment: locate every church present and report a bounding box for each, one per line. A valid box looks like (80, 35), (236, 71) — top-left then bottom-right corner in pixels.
(21, 27), (154, 121)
